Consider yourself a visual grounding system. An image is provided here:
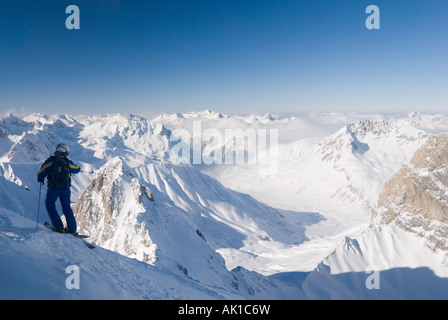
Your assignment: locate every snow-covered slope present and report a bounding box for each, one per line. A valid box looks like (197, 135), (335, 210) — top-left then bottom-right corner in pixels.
(74, 157), (246, 292)
(3, 207), (448, 299)
(74, 155), (318, 277)
(300, 224), (448, 299)
(0, 208), (302, 299)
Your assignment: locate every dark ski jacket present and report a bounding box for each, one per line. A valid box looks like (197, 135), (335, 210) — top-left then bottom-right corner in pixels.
(37, 155), (81, 188)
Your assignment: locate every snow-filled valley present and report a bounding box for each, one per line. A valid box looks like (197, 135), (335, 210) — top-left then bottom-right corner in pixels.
(1, 111), (448, 299)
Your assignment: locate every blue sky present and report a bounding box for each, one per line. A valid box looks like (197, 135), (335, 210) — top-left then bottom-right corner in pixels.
(0, 0), (447, 115)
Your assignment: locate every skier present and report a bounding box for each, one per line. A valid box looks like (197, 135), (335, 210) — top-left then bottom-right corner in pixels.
(37, 143), (81, 234)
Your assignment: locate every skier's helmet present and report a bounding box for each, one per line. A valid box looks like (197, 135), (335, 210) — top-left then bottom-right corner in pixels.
(55, 143), (69, 156)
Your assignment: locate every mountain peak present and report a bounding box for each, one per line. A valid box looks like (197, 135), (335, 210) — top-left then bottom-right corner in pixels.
(75, 157), (157, 263)
(0, 114), (32, 136)
(182, 109), (227, 120)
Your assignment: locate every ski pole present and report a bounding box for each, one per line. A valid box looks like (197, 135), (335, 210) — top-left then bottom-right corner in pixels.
(36, 182), (43, 229)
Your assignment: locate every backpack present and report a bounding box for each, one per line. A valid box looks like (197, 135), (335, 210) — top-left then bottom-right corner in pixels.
(48, 156), (71, 189)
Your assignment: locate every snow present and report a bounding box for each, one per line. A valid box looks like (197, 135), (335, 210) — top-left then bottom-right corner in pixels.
(196, 116), (428, 276)
(3, 207), (446, 299)
(0, 209), (233, 300)
(301, 224), (448, 299)
(1, 111), (448, 299)
(0, 208), (304, 299)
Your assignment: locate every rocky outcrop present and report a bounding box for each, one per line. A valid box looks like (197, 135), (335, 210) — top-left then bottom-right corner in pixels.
(74, 158), (157, 263)
(373, 133), (448, 255)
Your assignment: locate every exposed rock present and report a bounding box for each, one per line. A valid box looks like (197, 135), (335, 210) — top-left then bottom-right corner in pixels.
(74, 157), (158, 264)
(373, 133), (448, 259)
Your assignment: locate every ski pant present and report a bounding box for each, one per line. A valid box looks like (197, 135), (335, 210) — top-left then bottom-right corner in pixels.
(45, 187), (77, 233)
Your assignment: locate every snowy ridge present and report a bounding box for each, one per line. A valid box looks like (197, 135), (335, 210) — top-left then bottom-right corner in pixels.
(77, 114), (175, 166)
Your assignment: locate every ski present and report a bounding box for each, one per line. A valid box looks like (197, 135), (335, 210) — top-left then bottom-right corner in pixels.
(43, 222), (95, 249)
